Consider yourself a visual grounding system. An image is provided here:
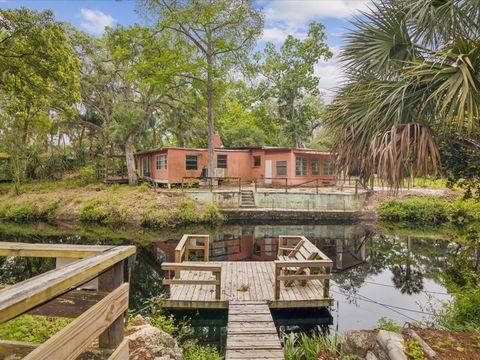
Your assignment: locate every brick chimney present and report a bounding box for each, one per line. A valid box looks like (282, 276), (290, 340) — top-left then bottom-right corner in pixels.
(214, 132), (223, 148)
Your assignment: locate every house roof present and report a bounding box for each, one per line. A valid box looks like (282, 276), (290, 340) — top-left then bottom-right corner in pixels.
(135, 146), (334, 156)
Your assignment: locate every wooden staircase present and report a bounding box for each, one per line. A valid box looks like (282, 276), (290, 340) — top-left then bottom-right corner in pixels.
(240, 190), (256, 208)
(225, 301), (283, 359)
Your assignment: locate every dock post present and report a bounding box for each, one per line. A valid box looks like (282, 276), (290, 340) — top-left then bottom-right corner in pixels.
(215, 270), (221, 300)
(274, 262), (280, 300)
(323, 266), (331, 299)
(98, 261), (125, 350)
(316, 179), (319, 194)
(285, 178), (288, 193)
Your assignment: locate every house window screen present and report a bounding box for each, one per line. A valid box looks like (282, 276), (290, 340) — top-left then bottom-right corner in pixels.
(156, 155), (167, 170)
(276, 160), (287, 176)
(253, 156), (261, 167)
(296, 157), (308, 176)
(312, 159), (320, 176)
(323, 160), (334, 176)
(185, 155), (198, 170)
(217, 155), (227, 169)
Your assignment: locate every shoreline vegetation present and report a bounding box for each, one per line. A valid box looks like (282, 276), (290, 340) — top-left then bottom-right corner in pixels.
(0, 181), (224, 229)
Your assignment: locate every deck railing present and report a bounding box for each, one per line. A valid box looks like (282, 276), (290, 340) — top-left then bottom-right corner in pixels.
(274, 236), (332, 300)
(0, 242), (136, 359)
(162, 262), (222, 300)
(162, 234), (222, 300)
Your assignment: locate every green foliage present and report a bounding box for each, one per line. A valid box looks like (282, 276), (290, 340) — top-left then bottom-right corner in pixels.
(377, 317), (403, 333)
(0, 315), (72, 343)
(404, 339), (427, 360)
(326, 0), (480, 189)
(202, 203), (224, 225)
(72, 166), (97, 185)
(79, 199), (111, 224)
(378, 197), (448, 224)
(183, 344), (223, 360)
(138, 183), (150, 192)
(0, 200), (58, 221)
(284, 332), (342, 360)
(177, 199), (200, 224)
(448, 198), (480, 226)
(150, 314), (177, 335)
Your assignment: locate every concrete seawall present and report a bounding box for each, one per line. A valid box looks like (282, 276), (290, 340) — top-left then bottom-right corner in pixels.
(185, 190), (373, 221)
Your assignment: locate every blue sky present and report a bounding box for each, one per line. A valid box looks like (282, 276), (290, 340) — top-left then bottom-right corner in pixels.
(1, 0), (371, 97)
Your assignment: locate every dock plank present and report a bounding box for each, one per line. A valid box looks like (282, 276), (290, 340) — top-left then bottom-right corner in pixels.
(226, 301), (283, 360)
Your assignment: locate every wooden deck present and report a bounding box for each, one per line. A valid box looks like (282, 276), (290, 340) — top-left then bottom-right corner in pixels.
(162, 261), (332, 309)
(225, 301), (283, 359)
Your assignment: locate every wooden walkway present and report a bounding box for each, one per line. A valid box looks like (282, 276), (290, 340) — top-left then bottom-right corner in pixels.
(225, 301), (283, 359)
(162, 261), (332, 309)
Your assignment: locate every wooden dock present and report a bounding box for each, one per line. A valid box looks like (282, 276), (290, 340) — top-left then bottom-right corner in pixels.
(161, 235), (334, 360)
(162, 261), (332, 309)
(225, 301), (283, 359)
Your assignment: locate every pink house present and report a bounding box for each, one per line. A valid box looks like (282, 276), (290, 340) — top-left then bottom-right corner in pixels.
(135, 134), (336, 186)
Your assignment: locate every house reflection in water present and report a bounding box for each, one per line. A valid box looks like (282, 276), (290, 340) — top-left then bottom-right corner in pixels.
(150, 223), (371, 271)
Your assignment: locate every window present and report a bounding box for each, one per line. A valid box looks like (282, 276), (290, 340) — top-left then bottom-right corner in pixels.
(323, 159), (334, 176)
(295, 157), (308, 176)
(156, 154), (167, 170)
(217, 154), (227, 169)
(185, 155), (198, 170)
(312, 158), (320, 176)
(275, 160), (287, 176)
(253, 156), (261, 167)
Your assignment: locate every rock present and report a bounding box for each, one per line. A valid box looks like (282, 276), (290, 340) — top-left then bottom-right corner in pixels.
(126, 323), (182, 360)
(376, 330), (407, 360)
(366, 351), (379, 360)
(342, 330), (377, 358)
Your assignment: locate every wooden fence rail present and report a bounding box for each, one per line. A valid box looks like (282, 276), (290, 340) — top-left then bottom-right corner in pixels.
(0, 242), (136, 359)
(162, 262), (222, 300)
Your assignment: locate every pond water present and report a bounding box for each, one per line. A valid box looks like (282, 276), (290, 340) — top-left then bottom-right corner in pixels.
(0, 220), (456, 349)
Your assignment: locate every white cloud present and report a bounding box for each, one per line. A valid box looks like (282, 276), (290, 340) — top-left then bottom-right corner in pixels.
(260, 0), (371, 24)
(80, 8), (115, 34)
(262, 27), (307, 43)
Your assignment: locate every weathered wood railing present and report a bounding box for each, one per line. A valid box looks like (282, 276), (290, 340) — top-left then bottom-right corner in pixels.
(0, 242), (136, 359)
(162, 234), (221, 300)
(175, 234), (209, 264)
(162, 262), (222, 300)
(275, 236), (332, 300)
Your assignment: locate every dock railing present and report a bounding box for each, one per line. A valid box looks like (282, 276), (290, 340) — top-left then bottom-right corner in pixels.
(0, 242), (136, 359)
(275, 236), (332, 300)
(162, 234), (222, 300)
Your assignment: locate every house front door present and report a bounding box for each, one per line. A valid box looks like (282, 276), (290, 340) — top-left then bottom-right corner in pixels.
(265, 159), (272, 184)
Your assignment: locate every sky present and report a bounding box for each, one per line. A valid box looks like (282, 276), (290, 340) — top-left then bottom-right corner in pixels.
(1, 0), (371, 99)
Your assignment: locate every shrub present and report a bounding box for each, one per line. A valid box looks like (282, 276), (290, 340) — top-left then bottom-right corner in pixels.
(141, 205), (168, 228)
(72, 165), (97, 185)
(178, 200), (200, 224)
(377, 197), (448, 224)
(79, 198), (111, 224)
(284, 332), (342, 360)
(138, 183), (150, 192)
(0, 315), (72, 343)
(183, 344), (223, 360)
(202, 203), (224, 225)
(150, 314), (177, 334)
(0, 200), (58, 221)
(448, 198), (480, 226)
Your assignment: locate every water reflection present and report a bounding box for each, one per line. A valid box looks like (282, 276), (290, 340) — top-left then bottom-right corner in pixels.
(0, 221), (456, 342)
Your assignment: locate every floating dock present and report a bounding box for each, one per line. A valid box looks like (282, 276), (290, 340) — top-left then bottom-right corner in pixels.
(161, 235), (334, 360)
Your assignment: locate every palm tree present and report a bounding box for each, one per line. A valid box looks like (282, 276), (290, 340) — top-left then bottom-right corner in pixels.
(327, 0), (480, 189)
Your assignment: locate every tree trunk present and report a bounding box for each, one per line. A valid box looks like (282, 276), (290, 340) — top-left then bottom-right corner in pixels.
(125, 135), (138, 186)
(207, 54), (215, 178)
